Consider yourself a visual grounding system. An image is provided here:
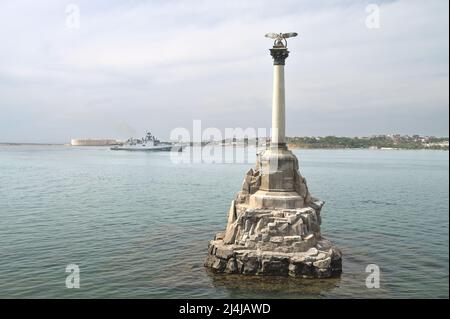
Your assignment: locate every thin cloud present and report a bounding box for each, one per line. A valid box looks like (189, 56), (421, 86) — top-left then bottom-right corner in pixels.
(0, 0), (448, 143)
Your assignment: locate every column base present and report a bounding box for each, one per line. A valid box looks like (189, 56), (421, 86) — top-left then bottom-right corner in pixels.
(249, 190), (304, 209)
(269, 143), (287, 150)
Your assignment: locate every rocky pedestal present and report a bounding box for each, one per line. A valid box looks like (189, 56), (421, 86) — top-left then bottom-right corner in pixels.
(204, 153), (342, 278)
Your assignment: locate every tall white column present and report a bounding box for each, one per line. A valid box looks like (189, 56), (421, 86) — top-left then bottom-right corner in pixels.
(272, 64), (285, 145)
(269, 46), (289, 148)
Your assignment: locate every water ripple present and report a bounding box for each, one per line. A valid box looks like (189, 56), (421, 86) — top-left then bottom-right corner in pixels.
(0, 146), (448, 298)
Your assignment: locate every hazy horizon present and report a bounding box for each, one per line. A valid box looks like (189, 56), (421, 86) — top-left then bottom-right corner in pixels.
(1, 133), (449, 145)
(0, 0), (448, 144)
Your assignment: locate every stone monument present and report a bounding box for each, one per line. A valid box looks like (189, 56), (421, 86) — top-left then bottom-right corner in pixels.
(205, 33), (342, 278)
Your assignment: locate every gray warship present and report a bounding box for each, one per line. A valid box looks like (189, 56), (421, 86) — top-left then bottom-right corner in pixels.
(111, 132), (183, 152)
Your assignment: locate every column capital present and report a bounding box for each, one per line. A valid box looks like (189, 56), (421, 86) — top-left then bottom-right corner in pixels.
(270, 47), (289, 65)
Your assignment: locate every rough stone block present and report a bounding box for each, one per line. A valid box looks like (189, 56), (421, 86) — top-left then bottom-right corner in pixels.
(214, 232), (225, 241)
(273, 211), (284, 218)
(293, 241), (310, 252)
(286, 214), (298, 224)
(208, 243), (215, 255)
(275, 246), (291, 253)
(236, 259), (244, 273)
(306, 247), (319, 256)
(310, 200), (325, 211)
(316, 240), (332, 251)
(313, 257), (331, 269)
(245, 241), (256, 249)
(316, 252), (327, 260)
(212, 258), (227, 272)
(301, 262), (315, 278)
(244, 219), (251, 232)
(204, 255), (217, 268)
(242, 257), (259, 275)
(288, 262), (304, 277)
(314, 268), (332, 278)
(298, 207), (315, 214)
(255, 219), (265, 232)
(284, 235), (301, 242)
(261, 260), (288, 275)
(260, 242), (277, 251)
(310, 222), (321, 233)
(223, 222), (238, 244)
(291, 253), (307, 264)
(215, 245), (234, 260)
(249, 185), (259, 194)
(277, 222), (289, 232)
(236, 194), (246, 204)
(226, 258), (238, 274)
(269, 236), (283, 244)
(255, 175), (261, 186)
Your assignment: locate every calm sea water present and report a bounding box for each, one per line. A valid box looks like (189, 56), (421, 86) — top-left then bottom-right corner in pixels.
(0, 145), (448, 298)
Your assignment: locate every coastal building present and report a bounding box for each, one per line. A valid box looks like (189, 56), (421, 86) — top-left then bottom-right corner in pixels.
(205, 33), (342, 278)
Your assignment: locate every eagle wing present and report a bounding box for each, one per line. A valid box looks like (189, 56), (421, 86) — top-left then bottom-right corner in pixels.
(264, 32), (279, 39)
(282, 32), (298, 38)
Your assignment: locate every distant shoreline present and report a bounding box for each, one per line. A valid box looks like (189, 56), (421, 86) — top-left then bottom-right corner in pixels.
(3, 134), (448, 151)
(287, 145), (449, 151)
(0, 142), (65, 146)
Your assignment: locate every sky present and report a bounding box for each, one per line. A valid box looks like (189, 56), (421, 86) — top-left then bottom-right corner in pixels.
(0, 0), (448, 143)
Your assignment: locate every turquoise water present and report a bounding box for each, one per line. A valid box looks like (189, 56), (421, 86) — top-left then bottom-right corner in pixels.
(0, 145), (448, 298)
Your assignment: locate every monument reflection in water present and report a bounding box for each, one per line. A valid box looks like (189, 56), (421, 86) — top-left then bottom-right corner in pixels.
(205, 33), (342, 278)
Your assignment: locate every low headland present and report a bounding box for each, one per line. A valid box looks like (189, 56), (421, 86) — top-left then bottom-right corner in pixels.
(285, 135), (448, 150)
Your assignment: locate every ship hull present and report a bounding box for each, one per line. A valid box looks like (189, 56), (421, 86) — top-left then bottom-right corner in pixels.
(110, 145), (183, 152)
